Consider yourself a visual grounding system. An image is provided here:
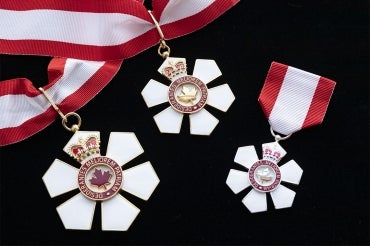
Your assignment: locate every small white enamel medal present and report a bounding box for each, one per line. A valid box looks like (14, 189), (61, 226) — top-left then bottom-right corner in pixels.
(226, 139), (303, 213)
(141, 11), (235, 135)
(226, 62), (336, 212)
(39, 89), (159, 231)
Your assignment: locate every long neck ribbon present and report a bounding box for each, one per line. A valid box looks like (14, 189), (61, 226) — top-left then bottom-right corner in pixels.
(0, 0), (239, 61)
(0, 0), (239, 146)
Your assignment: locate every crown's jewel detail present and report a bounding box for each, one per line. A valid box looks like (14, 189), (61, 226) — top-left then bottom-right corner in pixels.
(68, 135), (101, 163)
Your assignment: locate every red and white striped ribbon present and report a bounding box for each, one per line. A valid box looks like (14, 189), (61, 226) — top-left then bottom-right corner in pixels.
(0, 0), (239, 146)
(258, 62), (336, 136)
(0, 58), (122, 146)
(0, 0), (239, 61)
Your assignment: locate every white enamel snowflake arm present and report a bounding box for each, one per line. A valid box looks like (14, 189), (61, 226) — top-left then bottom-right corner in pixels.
(242, 190), (267, 213)
(207, 84), (235, 112)
(106, 132), (144, 166)
(280, 160), (303, 185)
(226, 169), (250, 194)
(42, 159), (79, 198)
(154, 106), (184, 134)
(57, 193), (96, 230)
(189, 109), (219, 135)
(121, 162), (160, 200)
(101, 195), (140, 231)
(192, 59), (222, 84)
(234, 146), (259, 170)
(270, 185), (296, 209)
(141, 79), (169, 108)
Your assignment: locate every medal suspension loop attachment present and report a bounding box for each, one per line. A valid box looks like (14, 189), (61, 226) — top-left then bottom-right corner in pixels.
(270, 126), (292, 142)
(39, 88), (82, 132)
(148, 10), (171, 59)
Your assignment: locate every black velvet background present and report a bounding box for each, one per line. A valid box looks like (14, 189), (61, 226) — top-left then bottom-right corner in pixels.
(0, 1), (369, 245)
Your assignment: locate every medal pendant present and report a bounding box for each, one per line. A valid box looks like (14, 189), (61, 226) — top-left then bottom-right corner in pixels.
(226, 141), (303, 213)
(226, 62), (336, 213)
(142, 57), (235, 135)
(43, 131), (160, 231)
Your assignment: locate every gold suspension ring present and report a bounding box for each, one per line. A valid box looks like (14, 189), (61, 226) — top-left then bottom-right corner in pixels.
(148, 10), (170, 59)
(39, 87), (81, 132)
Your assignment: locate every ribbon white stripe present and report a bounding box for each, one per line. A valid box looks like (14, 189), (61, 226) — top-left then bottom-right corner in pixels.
(269, 66), (320, 135)
(0, 1), (215, 46)
(0, 59), (105, 128)
(160, 0), (215, 25)
(0, 9), (153, 46)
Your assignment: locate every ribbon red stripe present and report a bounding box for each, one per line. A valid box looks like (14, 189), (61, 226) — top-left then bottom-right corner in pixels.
(152, 0), (169, 19)
(45, 58), (67, 88)
(0, 0), (151, 20)
(258, 62), (288, 118)
(0, 107), (57, 146)
(0, 78), (40, 96)
(302, 76), (336, 129)
(0, 40), (116, 61)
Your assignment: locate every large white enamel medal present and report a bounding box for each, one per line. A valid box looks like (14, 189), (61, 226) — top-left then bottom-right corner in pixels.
(142, 57), (235, 135)
(43, 131), (160, 231)
(226, 141), (303, 213)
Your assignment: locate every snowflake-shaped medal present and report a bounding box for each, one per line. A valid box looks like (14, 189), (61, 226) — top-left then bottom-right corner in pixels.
(43, 131), (160, 231)
(226, 142), (303, 213)
(141, 57), (235, 135)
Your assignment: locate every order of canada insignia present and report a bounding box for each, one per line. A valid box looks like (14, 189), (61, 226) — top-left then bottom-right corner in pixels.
(68, 135), (123, 201)
(163, 59), (208, 114)
(141, 57), (235, 135)
(226, 142), (303, 213)
(248, 159), (282, 193)
(43, 131), (160, 231)
(168, 74), (208, 114)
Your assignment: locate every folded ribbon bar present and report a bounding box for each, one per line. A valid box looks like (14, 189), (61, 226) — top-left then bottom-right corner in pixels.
(258, 62), (336, 136)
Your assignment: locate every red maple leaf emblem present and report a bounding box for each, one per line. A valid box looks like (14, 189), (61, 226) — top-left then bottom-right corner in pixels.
(89, 168), (112, 189)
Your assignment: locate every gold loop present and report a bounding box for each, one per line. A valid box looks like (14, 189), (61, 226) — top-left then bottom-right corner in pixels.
(158, 40), (171, 58)
(62, 112), (82, 132)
